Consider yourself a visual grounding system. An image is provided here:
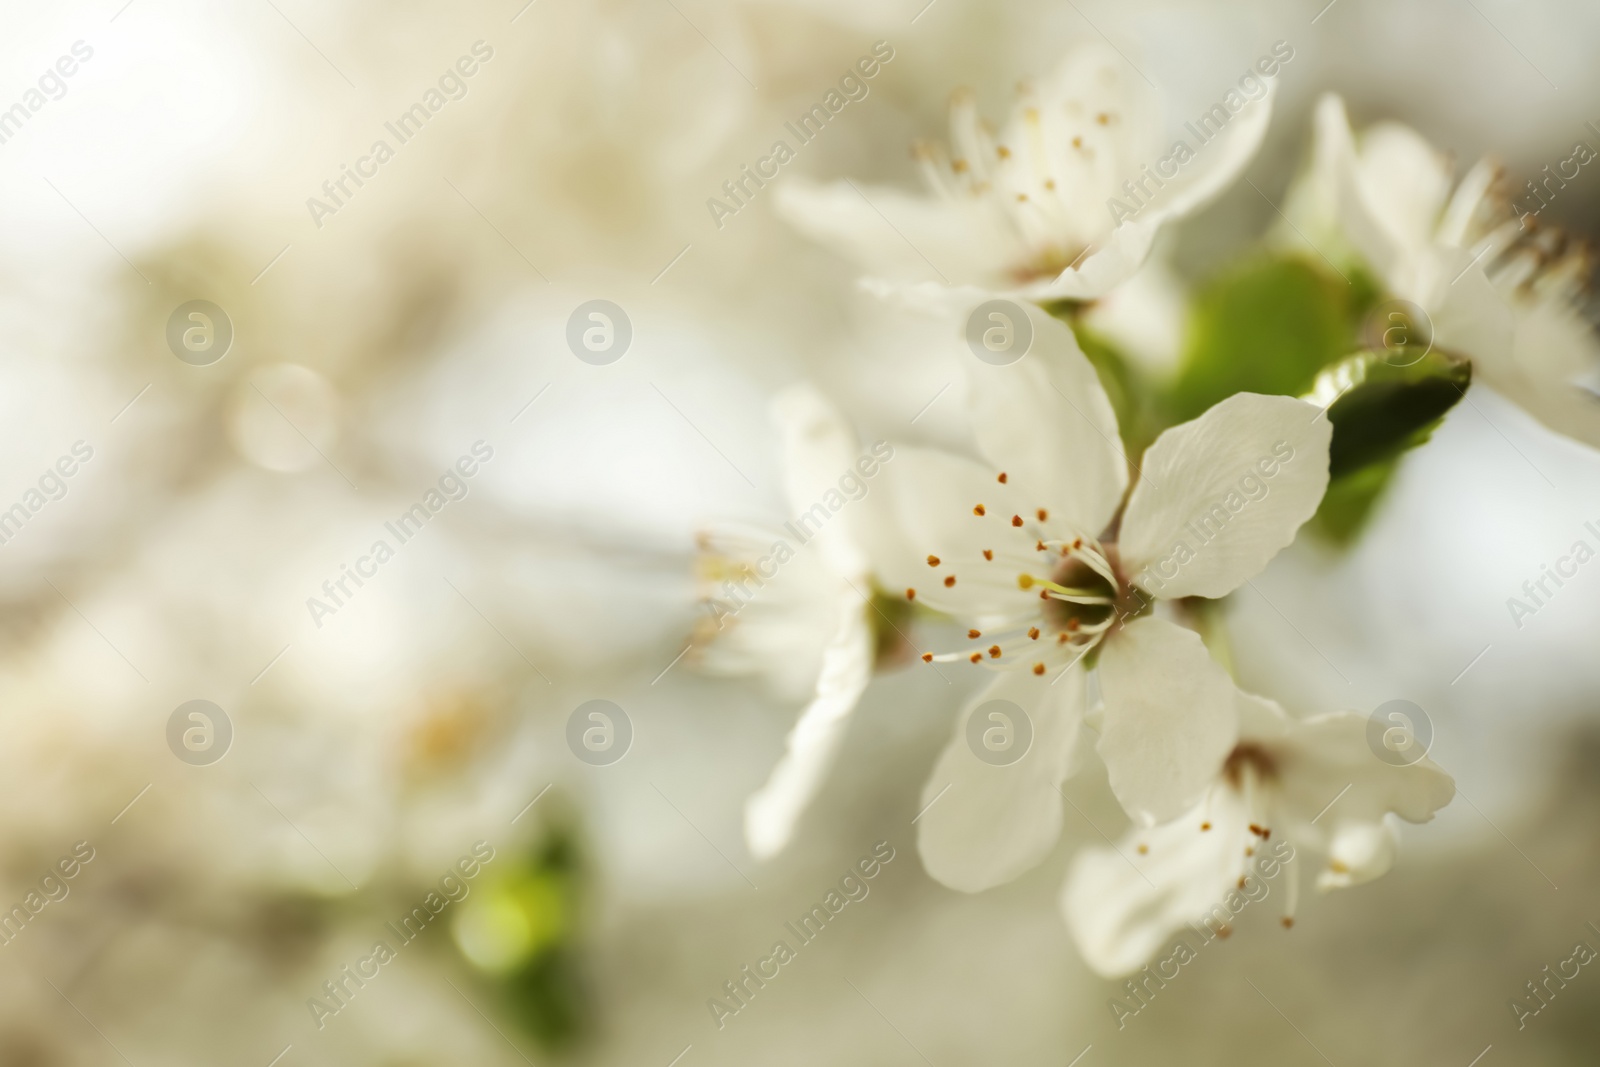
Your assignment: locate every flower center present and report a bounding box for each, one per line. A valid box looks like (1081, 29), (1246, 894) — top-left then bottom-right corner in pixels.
(1222, 742), (1279, 789)
(913, 489), (1144, 675)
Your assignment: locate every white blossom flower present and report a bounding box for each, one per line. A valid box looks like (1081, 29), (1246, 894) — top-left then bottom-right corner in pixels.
(692, 384), (904, 859)
(1061, 687), (1455, 976)
(776, 43), (1276, 301)
(881, 300), (1330, 891)
(1290, 93), (1600, 448)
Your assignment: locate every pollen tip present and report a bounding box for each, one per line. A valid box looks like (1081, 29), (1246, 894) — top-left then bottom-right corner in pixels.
(1281, 917), (1295, 929)
(973, 504), (987, 516)
(1032, 662), (1045, 675)
(920, 652), (933, 663)
(906, 588), (917, 600)
(987, 645), (1001, 658)
(1200, 821), (1212, 832)
(1028, 627), (1040, 640)
(1136, 844), (1148, 855)
(943, 575), (956, 588)
(967, 629), (982, 639)
(926, 555), (941, 567)
(982, 549), (994, 561)
(1036, 508), (1048, 521)
(997, 472), (1008, 483)
(1011, 515), (1023, 527)
(1215, 924), (1232, 939)
(969, 652), (982, 663)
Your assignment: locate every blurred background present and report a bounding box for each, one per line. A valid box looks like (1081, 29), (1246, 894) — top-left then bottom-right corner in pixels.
(1, 0), (1598, 1063)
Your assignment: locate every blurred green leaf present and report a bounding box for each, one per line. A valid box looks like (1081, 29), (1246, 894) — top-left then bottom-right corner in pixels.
(1073, 321), (1162, 458)
(1318, 348), (1472, 478)
(459, 807), (594, 1049)
(1166, 255), (1377, 425)
(1306, 348), (1472, 542)
(1039, 300), (1162, 457)
(1308, 457), (1399, 545)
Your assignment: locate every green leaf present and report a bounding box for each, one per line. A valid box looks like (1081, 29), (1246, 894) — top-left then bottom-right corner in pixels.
(1317, 348), (1472, 479)
(1308, 457), (1400, 545)
(1166, 255), (1377, 426)
(1306, 348), (1472, 542)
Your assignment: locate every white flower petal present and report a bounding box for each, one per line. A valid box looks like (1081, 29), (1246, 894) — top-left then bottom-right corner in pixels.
(1424, 248), (1515, 368)
(1024, 218), (1161, 302)
(1273, 711), (1455, 836)
(1468, 277), (1600, 450)
(963, 301), (1128, 536)
(916, 665), (1088, 892)
(774, 179), (1013, 288)
(770, 382), (912, 579)
(772, 384), (860, 520)
(1314, 818), (1400, 891)
(1310, 93), (1406, 281)
(1096, 616), (1238, 824)
(692, 523), (841, 700)
(744, 593), (875, 860)
(1061, 786), (1248, 976)
(1120, 393), (1331, 600)
(1032, 82), (1276, 302)
(1352, 121), (1454, 261)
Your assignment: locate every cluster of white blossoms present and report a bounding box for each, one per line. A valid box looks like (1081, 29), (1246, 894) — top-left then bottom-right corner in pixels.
(692, 45), (1600, 977)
